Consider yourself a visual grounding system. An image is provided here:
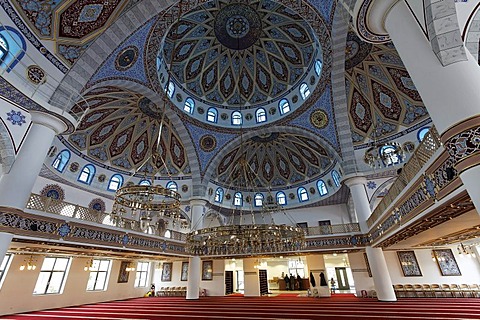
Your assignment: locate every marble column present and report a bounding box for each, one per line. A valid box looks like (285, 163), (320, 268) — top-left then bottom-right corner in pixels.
(189, 199), (206, 231)
(343, 175), (370, 233)
(0, 232), (13, 264)
(354, 0), (480, 215)
(243, 258), (260, 297)
(365, 247), (396, 301)
(344, 175), (396, 301)
(0, 111), (68, 210)
(186, 256), (201, 300)
(186, 199), (207, 299)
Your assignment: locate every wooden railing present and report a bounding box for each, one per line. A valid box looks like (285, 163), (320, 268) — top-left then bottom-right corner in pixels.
(306, 223), (360, 236)
(367, 127), (442, 228)
(26, 194), (187, 241)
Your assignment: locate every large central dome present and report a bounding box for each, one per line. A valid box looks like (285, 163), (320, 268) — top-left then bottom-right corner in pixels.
(157, 0), (324, 128)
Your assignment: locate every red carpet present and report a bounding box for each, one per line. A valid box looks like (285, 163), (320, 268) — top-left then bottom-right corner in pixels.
(2, 296), (480, 320)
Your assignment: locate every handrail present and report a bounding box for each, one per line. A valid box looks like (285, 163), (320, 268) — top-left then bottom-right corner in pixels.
(305, 223), (360, 236)
(26, 193), (187, 241)
(367, 127), (442, 228)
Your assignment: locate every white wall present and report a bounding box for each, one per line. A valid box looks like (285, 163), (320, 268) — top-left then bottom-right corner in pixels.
(0, 255), (148, 316)
(384, 247), (480, 285)
(153, 259), (225, 296)
(349, 252), (374, 296)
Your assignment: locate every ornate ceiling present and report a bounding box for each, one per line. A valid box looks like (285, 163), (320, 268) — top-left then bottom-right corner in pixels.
(13, 0), (135, 66)
(212, 132), (335, 190)
(344, 31), (430, 146)
(161, 0), (319, 108)
(67, 86), (190, 176)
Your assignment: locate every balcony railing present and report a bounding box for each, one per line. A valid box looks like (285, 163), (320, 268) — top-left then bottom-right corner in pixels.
(367, 127), (442, 228)
(305, 223), (360, 236)
(26, 194), (187, 241)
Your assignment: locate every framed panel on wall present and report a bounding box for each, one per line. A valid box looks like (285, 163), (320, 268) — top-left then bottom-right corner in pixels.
(181, 261), (188, 281)
(117, 261), (129, 283)
(202, 260), (213, 280)
(433, 249), (461, 276)
(397, 251), (422, 276)
(162, 262), (173, 281)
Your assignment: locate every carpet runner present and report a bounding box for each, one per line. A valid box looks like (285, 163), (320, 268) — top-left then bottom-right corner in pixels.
(2, 295), (480, 320)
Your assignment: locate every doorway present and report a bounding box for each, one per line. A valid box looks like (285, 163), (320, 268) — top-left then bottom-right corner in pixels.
(236, 270), (244, 291)
(335, 267), (350, 290)
(225, 270), (233, 295)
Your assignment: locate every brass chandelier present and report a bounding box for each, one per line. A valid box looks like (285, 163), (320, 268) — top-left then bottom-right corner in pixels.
(185, 142), (306, 257)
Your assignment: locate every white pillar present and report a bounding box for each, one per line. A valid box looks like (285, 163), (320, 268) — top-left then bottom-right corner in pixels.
(0, 232), (13, 263)
(243, 258), (260, 297)
(0, 111), (67, 209)
(190, 199), (206, 230)
(365, 247), (396, 301)
(344, 176), (370, 233)
(356, 0), (480, 215)
(186, 199), (207, 299)
(186, 255), (201, 300)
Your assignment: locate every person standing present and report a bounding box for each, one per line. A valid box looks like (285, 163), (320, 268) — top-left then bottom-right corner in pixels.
(330, 278), (336, 293)
(289, 274), (295, 291)
(297, 274), (302, 290)
(284, 273), (290, 291)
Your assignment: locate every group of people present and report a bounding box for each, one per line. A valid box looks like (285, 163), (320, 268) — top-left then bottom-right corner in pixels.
(283, 273), (303, 291)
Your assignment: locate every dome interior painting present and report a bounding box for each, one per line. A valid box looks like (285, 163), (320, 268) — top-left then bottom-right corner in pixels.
(345, 31), (431, 148)
(65, 86), (190, 176)
(212, 132), (337, 190)
(156, 0), (330, 128)
(11, 0), (134, 67)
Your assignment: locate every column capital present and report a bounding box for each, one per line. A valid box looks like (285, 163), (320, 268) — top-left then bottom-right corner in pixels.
(190, 198), (208, 207)
(353, 0), (399, 43)
(30, 111), (69, 134)
(342, 174), (367, 188)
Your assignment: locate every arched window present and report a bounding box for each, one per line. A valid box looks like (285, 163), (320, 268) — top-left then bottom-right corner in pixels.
(417, 126), (431, 142)
(52, 150), (70, 173)
(317, 180), (328, 196)
(164, 230), (172, 238)
(380, 145), (402, 166)
(276, 191), (287, 205)
(254, 193), (264, 207)
(207, 108), (218, 123)
(165, 81), (175, 98)
(166, 181), (178, 192)
(139, 179), (151, 186)
(214, 188), (224, 203)
(78, 164), (95, 185)
(184, 98), (195, 114)
(232, 111), (242, 125)
(279, 99), (290, 115)
(332, 170), (341, 187)
(315, 59), (322, 76)
(0, 34), (8, 65)
(256, 108), (267, 123)
(298, 187), (309, 202)
(108, 174), (123, 191)
(233, 192), (243, 206)
(0, 27), (26, 72)
(300, 83), (310, 100)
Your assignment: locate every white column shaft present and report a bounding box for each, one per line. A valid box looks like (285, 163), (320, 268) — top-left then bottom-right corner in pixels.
(0, 232), (13, 263)
(0, 123), (57, 209)
(186, 256), (201, 299)
(365, 247), (396, 301)
(243, 258), (260, 297)
(386, 1), (480, 134)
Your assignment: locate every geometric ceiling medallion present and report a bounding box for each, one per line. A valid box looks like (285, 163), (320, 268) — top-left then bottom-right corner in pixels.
(26, 65), (47, 85)
(115, 46), (139, 71)
(214, 3), (262, 50)
(200, 135), (217, 152)
(310, 110), (329, 129)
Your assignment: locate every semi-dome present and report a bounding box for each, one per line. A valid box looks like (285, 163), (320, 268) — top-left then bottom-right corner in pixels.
(157, 0), (324, 128)
(65, 86), (190, 176)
